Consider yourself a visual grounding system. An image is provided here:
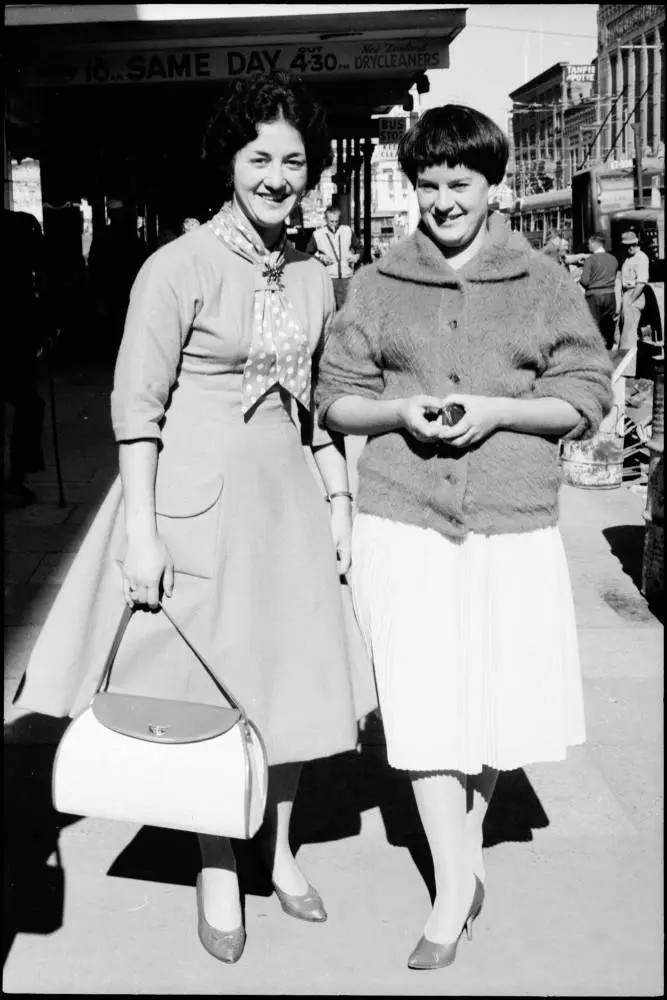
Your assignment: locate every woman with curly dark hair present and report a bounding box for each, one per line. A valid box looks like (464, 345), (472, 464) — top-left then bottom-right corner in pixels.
(15, 72), (375, 964)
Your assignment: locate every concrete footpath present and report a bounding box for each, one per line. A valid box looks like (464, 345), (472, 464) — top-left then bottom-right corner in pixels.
(3, 361), (664, 996)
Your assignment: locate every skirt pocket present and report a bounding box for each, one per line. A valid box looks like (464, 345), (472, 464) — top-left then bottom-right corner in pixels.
(114, 482), (223, 580)
(156, 487), (223, 580)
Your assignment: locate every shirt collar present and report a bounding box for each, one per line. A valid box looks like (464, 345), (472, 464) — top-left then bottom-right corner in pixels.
(377, 220), (531, 286)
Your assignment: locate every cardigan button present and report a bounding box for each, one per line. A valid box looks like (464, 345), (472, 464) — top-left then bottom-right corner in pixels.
(449, 372), (461, 384)
(449, 319), (458, 330)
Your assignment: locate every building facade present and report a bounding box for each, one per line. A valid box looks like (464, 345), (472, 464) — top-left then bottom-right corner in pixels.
(370, 140), (411, 252)
(595, 4), (664, 169)
(509, 62), (595, 196)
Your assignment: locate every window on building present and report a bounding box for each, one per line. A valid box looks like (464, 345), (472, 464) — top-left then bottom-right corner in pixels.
(647, 34), (655, 150)
(610, 53), (619, 141)
(661, 27), (666, 149)
(621, 49), (630, 156)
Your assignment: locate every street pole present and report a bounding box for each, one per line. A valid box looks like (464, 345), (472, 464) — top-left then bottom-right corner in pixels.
(363, 137), (372, 264)
(632, 120), (644, 207)
(353, 138), (361, 236)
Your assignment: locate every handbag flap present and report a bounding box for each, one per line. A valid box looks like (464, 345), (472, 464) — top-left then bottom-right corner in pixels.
(92, 693), (241, 743)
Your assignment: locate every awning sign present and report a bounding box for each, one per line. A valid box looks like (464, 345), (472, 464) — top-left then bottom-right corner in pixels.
(378, 117), (408, 144)
(25, 39), (449, 87)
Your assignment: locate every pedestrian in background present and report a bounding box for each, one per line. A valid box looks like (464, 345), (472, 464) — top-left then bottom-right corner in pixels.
(579, 233), (620, 350)
(316, 104), (612, 971)
(87, 197), (147, 359)
(541, 228), (568, 268)
(181, 216), (201, 234)
(3, 209), (47, 508)
(15, 72), (375, 965)
(307, 204), (364, 309)
(618, 230), (650, 368)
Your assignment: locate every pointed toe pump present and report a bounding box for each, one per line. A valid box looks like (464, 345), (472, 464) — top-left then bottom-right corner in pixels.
(196, 874), (246, 964)
(273, 882), (328, 923)
(408, 875), (485, 971)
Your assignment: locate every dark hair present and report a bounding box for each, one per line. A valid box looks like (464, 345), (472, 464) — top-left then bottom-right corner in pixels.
(203, 72), (332, 195)
(325, 204), (341, 214)
(589, 232), (606, 244)
(398, 104), (509, 186)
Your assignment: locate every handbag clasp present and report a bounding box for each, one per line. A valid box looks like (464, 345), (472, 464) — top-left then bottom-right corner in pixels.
(148, 724), (170, 737)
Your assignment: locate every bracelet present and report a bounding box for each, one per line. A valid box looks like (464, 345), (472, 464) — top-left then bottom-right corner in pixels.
(325, 491), (354, 503)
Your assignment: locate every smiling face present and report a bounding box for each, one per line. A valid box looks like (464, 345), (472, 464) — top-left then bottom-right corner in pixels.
(416, 162), (491, 259)
(232, 117), (308, 245)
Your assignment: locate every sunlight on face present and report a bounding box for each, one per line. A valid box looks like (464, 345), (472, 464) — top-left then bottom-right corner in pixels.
(232, 118), (308, 241)
(416, 163), (490, 255)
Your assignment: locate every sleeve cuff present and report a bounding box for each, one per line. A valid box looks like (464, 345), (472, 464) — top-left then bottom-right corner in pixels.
(528, 382), (605, 441)
(113, 422), (163, 444)
(316, 390), (352, 429)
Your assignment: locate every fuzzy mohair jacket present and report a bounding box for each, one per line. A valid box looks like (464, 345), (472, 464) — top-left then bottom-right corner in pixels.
(316, 222), (613, 539)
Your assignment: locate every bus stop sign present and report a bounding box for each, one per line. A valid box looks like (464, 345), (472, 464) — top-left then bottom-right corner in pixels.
(378, 117), (407, 144)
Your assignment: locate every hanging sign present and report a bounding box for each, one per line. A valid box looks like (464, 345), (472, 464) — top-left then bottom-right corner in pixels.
(566, 64), (595, 83)
(25, 39), (449, 87)
(378, 118), (408, 144)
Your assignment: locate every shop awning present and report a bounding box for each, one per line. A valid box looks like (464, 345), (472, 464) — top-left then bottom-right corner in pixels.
(7, 4), (465, 119)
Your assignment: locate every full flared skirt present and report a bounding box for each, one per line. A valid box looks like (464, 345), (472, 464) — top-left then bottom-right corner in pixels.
(15, 419), (377, 765)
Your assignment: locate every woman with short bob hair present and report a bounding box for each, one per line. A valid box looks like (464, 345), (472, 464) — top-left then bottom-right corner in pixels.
(398, 103), (509, 187)
(16, 72), (375, 966)
(317, 104), (612, 971)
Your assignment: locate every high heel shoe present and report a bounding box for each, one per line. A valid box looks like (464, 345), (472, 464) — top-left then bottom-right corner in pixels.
(195, 874), (246, 964)
(407, 875), (485, 971)
(273, 882), (328, 923)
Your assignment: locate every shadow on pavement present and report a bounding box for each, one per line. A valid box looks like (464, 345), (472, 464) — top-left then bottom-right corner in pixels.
(602, 525), (664, 623)
(292, 732), (549, 902)
(4, 719), (550, 962)
(108, 719), (550, 905)
(3, 714), (79, 970)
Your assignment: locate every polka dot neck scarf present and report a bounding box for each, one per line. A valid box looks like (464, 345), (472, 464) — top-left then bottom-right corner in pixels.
(208, 203), (311, 415)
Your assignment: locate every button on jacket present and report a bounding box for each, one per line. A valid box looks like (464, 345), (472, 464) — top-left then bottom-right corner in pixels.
(316, 223), (613, 540)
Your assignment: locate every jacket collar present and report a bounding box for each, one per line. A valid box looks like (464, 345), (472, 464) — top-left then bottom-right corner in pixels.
(377, 218), (531, 286)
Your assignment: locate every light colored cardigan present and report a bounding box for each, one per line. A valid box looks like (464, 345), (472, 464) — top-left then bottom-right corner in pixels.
(316, 223), (613, 539)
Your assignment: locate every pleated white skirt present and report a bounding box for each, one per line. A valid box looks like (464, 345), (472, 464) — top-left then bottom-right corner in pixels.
(350, 514), (586, 774)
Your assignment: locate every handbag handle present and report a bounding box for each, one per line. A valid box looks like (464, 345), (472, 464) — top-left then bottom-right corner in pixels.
(96, 602), (249, 721)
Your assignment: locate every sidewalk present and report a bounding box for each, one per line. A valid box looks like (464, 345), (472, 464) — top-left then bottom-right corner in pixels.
(3, 363), (663, 996)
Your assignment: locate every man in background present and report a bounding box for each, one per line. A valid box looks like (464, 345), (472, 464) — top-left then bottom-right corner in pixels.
(3, 210), (47, 507)
(541, 228), (569, 268)
(617, 231), (650, 365)
(579, 233), (619, 351)
(307, 205), (364, 309)
(87, 198), (146, 359)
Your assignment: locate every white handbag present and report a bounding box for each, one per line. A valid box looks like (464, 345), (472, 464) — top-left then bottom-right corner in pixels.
(52, 603), (268, 839)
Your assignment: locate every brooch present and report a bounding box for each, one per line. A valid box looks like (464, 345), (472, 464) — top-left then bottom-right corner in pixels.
(262, 259), (286, 289)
